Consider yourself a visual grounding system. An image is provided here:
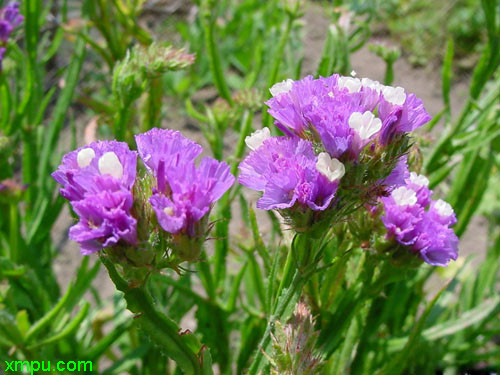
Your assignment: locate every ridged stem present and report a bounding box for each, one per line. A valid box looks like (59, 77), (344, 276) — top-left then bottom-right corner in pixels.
(101, 257), (212, 375)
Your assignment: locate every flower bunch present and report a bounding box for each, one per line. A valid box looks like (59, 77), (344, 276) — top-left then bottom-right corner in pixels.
(0, 2), (23, 71)
(135, 128), (235, 261)
(380, 171), (458, 266)
(52, 141), (138, 255)
(239, 74), (430, 230)
(53, 128), (234, 264)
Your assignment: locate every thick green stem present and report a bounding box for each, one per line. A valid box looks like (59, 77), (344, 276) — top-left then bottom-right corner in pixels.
(101, 257), (212, 375)
(114, 105), (132, 141)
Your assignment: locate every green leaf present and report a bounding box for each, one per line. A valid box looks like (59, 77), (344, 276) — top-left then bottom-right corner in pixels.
(28, 302), (90, 349)
(441, 38), (453, 111)
(387, 296), (500, 352)
(25, 283), (74, 343)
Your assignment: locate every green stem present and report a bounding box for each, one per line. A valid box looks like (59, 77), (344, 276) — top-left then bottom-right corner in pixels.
(201, 1), (233, 105)
(9, 203), (19, 263)
(213, 111), (253, 287)
(101, 257), (211, 375)
(248, 233), (319, 374)
(114, 104), (131, 141)
(248, 269), (307, 375)
(264, 14), (294, 129)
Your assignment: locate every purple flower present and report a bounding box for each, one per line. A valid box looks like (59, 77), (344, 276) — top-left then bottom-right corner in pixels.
(428, 199), (457, 226)
(266, 74), (430, 160)
(380, 155), (409, 187)
(238, 136), (344, 211)
(135, 128), (202, 180)
(136, 128), (235, 236)
(52, 141), (138, 254)
(52, 141), (137, 201)
(378, 88), (431, 144)
(413, 215), (458, 266)
(0, 2), (23, 42)
(69, 179), (137, 255)
(405, 171), (432, 207)
(380, 180), (458, 267)
(381, 186), (424, 245)
(0, 20), (13, 42)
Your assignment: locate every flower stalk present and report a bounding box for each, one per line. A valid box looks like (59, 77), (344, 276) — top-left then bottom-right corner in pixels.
(101, 256), (214, 375)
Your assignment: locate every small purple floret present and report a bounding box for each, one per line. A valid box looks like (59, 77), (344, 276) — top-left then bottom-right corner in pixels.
(238, 137), (340, 211)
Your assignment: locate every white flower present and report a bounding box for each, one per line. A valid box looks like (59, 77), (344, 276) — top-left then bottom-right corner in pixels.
(77, 148), (95, 168)
(316, 152), (345, 182)
(269, 79), (294, 96)
(98, 152), (123, 179)
(337, 76), (362, 93)
(350, 70), (357, 77)
(361, 77), (383, 93)
(245, 128), (271, 151)
(382, 86), (406, 106)
(409, 172), (429, 187)
(392, 186), (417, 206)
(434, 199), (453, 217)
(348, 111), (382, 140)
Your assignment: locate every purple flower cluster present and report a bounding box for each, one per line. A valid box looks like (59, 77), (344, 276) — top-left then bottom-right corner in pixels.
(52, 141), (138, 255)
(54, 129), (235, 257)
(266, 75), (430, 156)
(239, 74), (430, 213)
(239, 136), (343, 211)
(381, 172), (458, 267)
(136, 128), (235, 238)
(0, 2), (23, 71)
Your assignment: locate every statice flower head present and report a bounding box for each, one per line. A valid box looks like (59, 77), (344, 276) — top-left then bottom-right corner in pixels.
(265, 74), (429, 159)
(136, 128), (235, 261)
(380, 172), (458, 267)
(239, 133), (344, 230)
(52, 141), (138, 255)
(52, 141), (137, 202)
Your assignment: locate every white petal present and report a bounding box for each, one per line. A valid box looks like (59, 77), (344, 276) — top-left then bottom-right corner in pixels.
(409, 172), (429, 187)
(361, 77), (382, 93)
(163, 206), (174, 216)
(337, 76), (362, 93)
(350, 70), (357, 77)
(382, 86), (406, 106)
(245, 128), (271, 151)
(392, 186), (417, 206)
(98, 152), (124, 179)
(435, 199), (453, 217)
(269, 79), (294, 96)
(316, 152), (345, 182)
(348, 111), (382, 140)
(77, 148), (95, 168)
